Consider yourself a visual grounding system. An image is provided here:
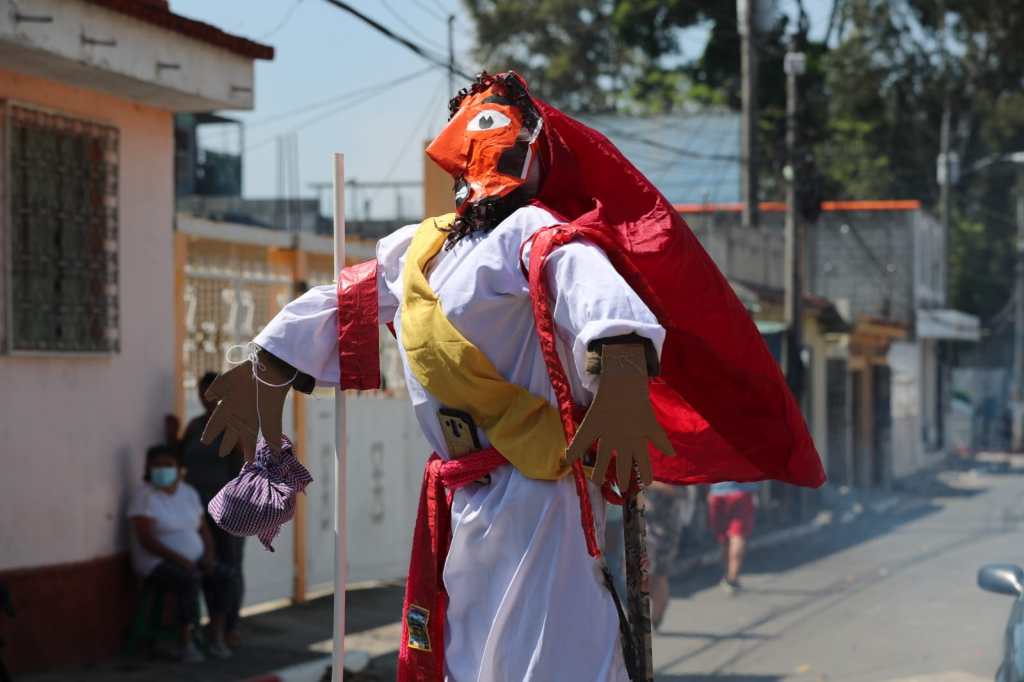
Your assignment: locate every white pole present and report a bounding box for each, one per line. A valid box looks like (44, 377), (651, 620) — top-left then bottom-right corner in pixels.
(331, 153), (348, 682)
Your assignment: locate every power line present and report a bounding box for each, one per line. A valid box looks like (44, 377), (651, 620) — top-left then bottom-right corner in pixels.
(379, 0), (448, 53)
(426, 0), (453, 19)
(247, 66), (436, 128)
(321, 0), (473, 80)
(380, 73), (449, 180)
(259, 0), (305, 39)
(410, 0), (447, 23)
(245, 66), (440, 153)
(598, 123), (741, 162)
(365, 74), (450, 214)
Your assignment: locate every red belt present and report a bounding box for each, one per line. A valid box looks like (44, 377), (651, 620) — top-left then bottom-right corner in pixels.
(397, 448), (507, 682)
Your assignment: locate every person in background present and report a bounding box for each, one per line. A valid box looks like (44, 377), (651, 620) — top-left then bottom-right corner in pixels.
(164, 413), (181, 451)
(128, 445), (233, 661)
(182, 371), (246, 648)
(708, 481), (760, 594)
(644, 482), (695, 629)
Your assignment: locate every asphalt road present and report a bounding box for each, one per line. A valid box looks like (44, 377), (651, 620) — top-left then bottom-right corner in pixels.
(652, 464), (1024, 682)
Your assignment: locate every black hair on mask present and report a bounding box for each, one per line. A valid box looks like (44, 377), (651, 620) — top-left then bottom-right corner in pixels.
(443, 71), (542, 247)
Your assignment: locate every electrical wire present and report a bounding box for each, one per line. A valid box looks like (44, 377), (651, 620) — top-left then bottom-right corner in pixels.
(259, 0), (305, 39)
(598, 122), (740, 162)
(411, 0), (448, 23)
(246, 66), (436, 128)
(365, 73), (450, 212)
(320, 0), (473, 79)
(388, 74), (448, 177)
(379, 0), (448, 54)
(425, 0), (453, 19)
(245, 66), (441, 153)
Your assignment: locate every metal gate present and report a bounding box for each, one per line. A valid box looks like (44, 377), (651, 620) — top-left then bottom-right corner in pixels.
(181, 260), (301, 418)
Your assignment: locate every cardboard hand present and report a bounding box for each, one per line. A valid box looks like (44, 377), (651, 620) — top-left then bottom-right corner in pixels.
(200, 351), (293, 461)
(566, 343), (675, 492)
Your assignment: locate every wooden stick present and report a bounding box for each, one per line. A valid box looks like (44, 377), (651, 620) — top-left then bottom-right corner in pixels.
(623, 492), (653, 682)
(332, 153), (348, 682)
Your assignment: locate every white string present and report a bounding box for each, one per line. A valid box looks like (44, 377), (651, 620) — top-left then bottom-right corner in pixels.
(225, 343), (298, 387)
(225, 343), (298, 447)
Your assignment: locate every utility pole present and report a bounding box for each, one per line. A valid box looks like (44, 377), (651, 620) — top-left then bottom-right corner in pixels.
(938, 100), (955, 298)
(738, 0), (759, 228)
(935, 100), (957, 452)
(447, 14), (455, 96)
(784, 39), (806, 402)
(1013, 188), (1024, 450)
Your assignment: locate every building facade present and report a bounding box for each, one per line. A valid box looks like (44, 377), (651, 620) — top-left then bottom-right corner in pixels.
(0, 0), (271, 671)
(681, 200), (977, 489)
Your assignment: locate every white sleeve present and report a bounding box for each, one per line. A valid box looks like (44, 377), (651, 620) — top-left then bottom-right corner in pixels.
(252, 224), (415, 386)
(545, 240), (666, 395)
(253, 284), (341, 385)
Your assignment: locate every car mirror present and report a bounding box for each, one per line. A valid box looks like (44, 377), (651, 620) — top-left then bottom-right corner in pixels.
(977, 564), (1024, 597)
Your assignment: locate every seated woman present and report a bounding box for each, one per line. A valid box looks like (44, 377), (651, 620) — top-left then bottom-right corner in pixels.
(127, 444), (233, 662)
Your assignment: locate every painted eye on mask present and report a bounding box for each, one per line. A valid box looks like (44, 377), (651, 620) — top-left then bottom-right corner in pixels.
(467, 110), (511, 132)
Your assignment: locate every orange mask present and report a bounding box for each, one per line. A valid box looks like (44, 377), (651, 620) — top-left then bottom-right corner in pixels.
(426, 77), (543, 215)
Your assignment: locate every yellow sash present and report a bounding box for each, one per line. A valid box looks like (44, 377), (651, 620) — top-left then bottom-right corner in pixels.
(400, 215), (569, 480)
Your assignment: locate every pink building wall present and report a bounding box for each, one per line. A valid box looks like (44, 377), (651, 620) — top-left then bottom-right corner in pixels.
(0, 67), (175, 572)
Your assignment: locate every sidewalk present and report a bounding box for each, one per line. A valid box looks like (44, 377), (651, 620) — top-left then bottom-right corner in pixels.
(21, 583), (403, 682)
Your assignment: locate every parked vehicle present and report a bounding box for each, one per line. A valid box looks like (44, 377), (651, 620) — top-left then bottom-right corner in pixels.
(978, 564), (1024, 682)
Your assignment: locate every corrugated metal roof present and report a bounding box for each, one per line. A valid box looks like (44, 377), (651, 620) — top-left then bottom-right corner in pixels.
(582, 113), (741, 204)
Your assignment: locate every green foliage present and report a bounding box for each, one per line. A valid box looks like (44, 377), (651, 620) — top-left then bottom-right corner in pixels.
(462, 0), (728, 113)
(814, 119), (893, 199)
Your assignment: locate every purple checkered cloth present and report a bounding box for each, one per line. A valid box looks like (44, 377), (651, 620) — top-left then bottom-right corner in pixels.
(208, 435), (313, 552)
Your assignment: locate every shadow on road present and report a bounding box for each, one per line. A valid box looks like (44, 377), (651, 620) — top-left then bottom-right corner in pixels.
(671, 491), (943, 600)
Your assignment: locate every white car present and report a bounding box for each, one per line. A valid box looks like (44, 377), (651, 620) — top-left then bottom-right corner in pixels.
(978, 564), (1024, 682)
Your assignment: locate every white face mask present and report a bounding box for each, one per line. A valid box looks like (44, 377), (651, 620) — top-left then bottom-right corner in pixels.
(150, 466), (178, 488)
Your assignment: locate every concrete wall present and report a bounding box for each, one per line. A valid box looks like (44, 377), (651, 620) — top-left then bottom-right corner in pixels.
(812, 211), (917, 324)
(686, 211), (785, 289)
(0, 68), (174, 571)
(889, 341), (923, 478)
(803, 316), (830, 469)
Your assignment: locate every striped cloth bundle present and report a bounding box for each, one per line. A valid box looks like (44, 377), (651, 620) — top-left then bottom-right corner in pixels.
(208, 435), (313, 551)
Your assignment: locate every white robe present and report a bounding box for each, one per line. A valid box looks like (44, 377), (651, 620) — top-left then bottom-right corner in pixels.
(255, 205), (664, 682)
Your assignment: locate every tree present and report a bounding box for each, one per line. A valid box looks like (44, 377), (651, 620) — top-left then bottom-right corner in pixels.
(462, 0), (732, 113)
(462, 0), (637, 113)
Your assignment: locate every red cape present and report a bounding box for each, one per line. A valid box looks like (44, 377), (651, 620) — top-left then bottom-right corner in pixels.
(527, 98), (825, 489)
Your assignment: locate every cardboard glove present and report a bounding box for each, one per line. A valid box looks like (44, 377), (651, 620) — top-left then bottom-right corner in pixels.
(565, 342), (675, 491)
(200, 349), (295, 462)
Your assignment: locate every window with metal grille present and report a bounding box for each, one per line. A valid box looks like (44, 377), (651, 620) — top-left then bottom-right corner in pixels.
(3, 104), (120, 352)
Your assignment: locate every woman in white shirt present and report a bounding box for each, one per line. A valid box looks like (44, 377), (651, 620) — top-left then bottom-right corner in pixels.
(127, 444), (232, 662)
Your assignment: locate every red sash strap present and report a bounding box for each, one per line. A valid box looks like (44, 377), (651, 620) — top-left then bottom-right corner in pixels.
(337, 259), (381, 390)
(525, 224), (604, 557)
(397, 448), (507, 682)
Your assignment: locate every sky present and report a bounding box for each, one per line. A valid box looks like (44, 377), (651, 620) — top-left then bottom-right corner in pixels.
(171, 0), (831, 218)
(173, 0), (476, 217)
